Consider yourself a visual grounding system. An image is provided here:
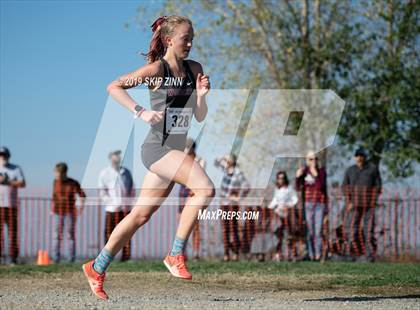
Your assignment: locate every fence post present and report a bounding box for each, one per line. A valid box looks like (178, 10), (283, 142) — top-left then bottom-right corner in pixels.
(394, 192), (399, 260)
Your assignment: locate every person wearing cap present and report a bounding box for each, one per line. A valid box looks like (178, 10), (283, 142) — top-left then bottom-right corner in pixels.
(342, 148), (382, 261)
(98, 150), (134, 261)
(178, 138), (206, 260)
(215, 154), (250, 261)
(0, 147), (26, 264)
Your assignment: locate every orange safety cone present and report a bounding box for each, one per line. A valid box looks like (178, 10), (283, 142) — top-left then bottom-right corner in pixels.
(37, 250), (44, 265)
(43, 251), (51, 265)
(37, 250), (51, 266)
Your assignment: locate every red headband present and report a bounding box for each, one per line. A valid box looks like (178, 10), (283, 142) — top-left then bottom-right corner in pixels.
(151, 16), (167, 32)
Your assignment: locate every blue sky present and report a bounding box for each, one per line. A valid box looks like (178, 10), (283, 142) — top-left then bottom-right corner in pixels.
(0, 1), (243, 195)
(0, 1), (159, 193)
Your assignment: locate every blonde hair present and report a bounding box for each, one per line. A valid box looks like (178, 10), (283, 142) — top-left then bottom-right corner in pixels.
(144, 15), (193, 64)
(306, 151), (316, 159)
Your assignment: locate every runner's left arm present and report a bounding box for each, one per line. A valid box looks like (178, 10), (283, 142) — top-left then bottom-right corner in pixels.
(189, 61), (210, 122)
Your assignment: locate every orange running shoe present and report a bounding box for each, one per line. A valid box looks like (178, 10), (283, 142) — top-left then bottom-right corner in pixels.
(82, 260), (109, 300)
(163, 253), (192, 280)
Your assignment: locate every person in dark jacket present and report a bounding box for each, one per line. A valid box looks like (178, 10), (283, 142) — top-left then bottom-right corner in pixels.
(52, 162), (86, 263)
(343, 148), (381, 261)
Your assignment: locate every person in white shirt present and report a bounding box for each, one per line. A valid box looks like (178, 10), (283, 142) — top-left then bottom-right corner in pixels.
(0, 147), (25, 264)
(98, 150), (134, 261)
(268, 171), (298, 261)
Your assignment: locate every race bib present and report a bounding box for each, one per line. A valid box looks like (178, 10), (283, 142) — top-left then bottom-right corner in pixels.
(165, 107), (193, 134)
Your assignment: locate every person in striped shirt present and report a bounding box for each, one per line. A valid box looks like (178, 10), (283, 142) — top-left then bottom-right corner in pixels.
(215, 154), (250, 261)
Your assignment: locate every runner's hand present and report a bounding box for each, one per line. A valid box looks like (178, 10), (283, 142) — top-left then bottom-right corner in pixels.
(140, 110), (164, 125)
(196, 73), (210, 97)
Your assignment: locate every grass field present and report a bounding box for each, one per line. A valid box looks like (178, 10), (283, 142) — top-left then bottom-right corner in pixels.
(1, 261), (419, 309)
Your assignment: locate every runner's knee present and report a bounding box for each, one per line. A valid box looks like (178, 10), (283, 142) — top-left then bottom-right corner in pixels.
(191, 179), (215, 200)
(130, 209), (154, 226)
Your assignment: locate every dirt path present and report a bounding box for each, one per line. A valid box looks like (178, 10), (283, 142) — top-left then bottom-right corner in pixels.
(1, 272), (419, 309)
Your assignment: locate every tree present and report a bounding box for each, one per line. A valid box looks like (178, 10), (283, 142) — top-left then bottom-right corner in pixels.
(338, 0), (419, 178)
(129, 0), (418, 180)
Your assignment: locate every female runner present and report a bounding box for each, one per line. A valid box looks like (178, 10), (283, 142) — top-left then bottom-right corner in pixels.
(83, 15), (214, 300)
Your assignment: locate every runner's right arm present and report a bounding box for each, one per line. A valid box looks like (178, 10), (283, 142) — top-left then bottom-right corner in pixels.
(107, 62), (164, 125)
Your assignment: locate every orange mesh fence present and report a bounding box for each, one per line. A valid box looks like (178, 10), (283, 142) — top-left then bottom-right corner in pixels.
(0, 187), (419, 263)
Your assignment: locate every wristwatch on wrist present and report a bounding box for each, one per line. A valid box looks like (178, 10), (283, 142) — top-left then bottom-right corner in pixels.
(133, 104), (145, 119)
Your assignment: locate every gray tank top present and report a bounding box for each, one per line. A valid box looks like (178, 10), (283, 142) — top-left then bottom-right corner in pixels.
(143, 58), (197, 148)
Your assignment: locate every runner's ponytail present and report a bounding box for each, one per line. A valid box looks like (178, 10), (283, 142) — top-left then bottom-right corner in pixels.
(143, 15), (192, 64)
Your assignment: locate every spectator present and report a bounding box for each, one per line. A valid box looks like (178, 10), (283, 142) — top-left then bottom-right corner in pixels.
(178, 138), (206, 260)
(98, 150), (134, 262)
(0, 147), (25, 264)
(327, 181), (347, 257)
(215, 154), (250, 261)
(268, 171), (298, 261)
(296, 151), (328, 261)
(249, 204), (273, 262)
(52, 162), (86, 263)
(343, 148), (381, 261)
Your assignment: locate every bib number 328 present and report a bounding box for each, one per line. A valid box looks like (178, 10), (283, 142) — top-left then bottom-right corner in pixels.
(165, 107), (193, 134)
